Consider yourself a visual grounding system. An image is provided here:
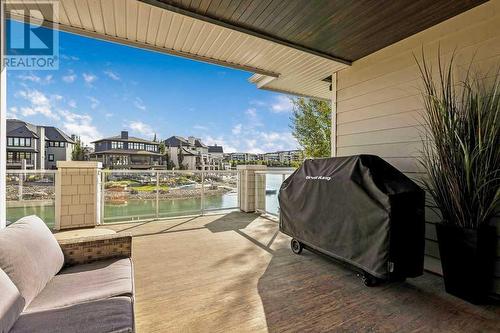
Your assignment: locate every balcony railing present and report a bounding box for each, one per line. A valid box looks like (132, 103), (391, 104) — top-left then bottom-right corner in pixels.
(4, 167), (294, 229)
(255, 168), (295, 217)
(6, 170), (56, 228)
(100, 169), (239, 223)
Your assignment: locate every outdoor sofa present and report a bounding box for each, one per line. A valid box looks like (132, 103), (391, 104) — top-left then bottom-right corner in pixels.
(0, 216), (134, 333)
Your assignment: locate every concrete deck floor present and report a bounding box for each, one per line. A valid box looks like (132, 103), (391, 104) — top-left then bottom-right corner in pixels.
(101, 212), (500, 333)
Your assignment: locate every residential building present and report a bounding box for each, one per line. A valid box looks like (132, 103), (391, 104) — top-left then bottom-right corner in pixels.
(90, 131), (163, 169)
(224, 152), (258, 163)
(6, 119), (74, 170)
(164, 136), (223, 170)
(261, 150), (303, 164)
(207, 144), (224, 170)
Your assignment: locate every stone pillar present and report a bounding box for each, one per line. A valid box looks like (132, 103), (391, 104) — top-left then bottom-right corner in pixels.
(237, 165), (267, 213)
(55, 161), (102, 231)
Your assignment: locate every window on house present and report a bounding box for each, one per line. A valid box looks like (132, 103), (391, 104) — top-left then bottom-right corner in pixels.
(13, 138), (19, 146)
(48, 154), (54, 161)
(111, 141), (123, 149)
(7, 138), (13, 146)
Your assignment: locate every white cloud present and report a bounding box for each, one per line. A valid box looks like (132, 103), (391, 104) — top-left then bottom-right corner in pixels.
(203, 135), (238, 154)
(249, 100), (267, 107)
(244, 108), (262, 127)
(133, 97), (146, 111)
(18, 73), (53, 84)
(7, 107), (18, 118)
(59, 110), (101, 145)
(245, 108), (257, 118)
(103, 70), (120, 81)
(193, 124), (208, 131)
(232, 123), (242, 135)
(60, 54), (80, 61)
(270, 95), (293, 113)
(105, 113), (114, 118)
(16, 89), (60, 120)
(87, 96), (100, 109)
(83, 73), (97, 85)
(126, 121), (153, 136)
(68, 100), (77, 108)
(18, 74), (40, 82)
(62, 71), (77, 83)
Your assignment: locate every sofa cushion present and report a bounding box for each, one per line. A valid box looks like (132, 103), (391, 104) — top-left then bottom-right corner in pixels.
(26, 258), (133, 313)
(0, 268), (25, 333)
(10, 297), (134, 333)
(0, 216), (64, 309)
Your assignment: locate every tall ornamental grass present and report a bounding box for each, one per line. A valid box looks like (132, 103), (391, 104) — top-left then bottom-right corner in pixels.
(415, 52), (500, 229)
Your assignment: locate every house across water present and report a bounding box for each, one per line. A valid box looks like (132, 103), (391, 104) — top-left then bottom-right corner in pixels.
(90, 131), (164, 169)
(6, 119), (74, 170)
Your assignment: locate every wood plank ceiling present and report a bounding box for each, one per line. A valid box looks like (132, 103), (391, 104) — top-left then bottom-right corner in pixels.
(152, 0), (488, 62)
(6, 0), (486, 99)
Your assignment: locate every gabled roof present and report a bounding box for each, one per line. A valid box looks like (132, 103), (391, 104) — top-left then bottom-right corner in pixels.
(208, 145), (223, 153)
(194, 139), (207, 148)
(6, 119), (39, 138)
(180, 147), (196, 156)
(92, 135), (157, 144)
(6, 119), (74, 143)
(164, 136), (190, 147)
(44, 126), (75, 143)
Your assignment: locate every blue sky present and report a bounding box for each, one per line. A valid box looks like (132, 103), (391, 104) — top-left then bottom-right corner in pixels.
(6, 20), (298, 153)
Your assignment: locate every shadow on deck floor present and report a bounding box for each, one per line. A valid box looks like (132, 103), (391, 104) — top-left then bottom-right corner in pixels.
(102, 212), (500, 333)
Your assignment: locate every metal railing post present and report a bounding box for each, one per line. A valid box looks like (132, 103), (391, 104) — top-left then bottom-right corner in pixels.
(100, 170), (105, 224)
(155, 171), (160, 219)
(201, 171), (205, 215)
(18, 173), (23, 201)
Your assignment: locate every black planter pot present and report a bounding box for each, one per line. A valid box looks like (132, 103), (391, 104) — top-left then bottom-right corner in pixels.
(436, 223), (496, 304)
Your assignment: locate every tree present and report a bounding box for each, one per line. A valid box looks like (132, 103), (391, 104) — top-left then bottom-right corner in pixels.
(290, 97), (331, 158)
(71, 136), (85, 161)
(153, 133), (157, 142)
(158, 141), (165, 154)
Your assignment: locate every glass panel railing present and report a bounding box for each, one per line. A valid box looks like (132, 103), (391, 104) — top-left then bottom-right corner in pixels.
(6, 170), (56, 229)
(102, 170), (157, 223)
(255, 169), (294, 217)
(202, 171), (239, 212)
(156, 171), (203, 218)
(101, 169), (241, 223)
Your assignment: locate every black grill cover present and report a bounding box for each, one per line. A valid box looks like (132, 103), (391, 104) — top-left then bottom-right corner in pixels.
(279, 155), (425, 279)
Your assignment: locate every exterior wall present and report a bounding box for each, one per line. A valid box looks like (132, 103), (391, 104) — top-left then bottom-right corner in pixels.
(334, 0), (500, 293)
(46, 144), (72, 169)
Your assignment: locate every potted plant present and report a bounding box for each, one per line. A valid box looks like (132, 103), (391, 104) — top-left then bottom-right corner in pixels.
(416, 52), (499, 304)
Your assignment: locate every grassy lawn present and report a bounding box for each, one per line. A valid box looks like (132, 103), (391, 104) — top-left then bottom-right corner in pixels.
(134, 185), (169, 192)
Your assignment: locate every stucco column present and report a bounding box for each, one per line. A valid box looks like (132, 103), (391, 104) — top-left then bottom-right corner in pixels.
(55, 161), (102, 230)
(237, 165), (267, 213)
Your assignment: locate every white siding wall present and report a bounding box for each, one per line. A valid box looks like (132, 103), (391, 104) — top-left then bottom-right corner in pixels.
(335, 0), (500, 294)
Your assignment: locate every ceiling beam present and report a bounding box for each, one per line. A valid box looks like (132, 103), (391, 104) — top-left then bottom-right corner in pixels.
(138, 0), (352, 66)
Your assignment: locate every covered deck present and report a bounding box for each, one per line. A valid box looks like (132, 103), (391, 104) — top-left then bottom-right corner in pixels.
(100, 212), (500, 332)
